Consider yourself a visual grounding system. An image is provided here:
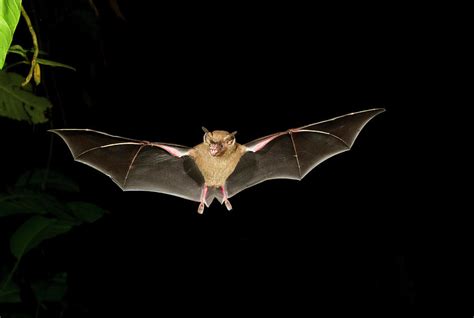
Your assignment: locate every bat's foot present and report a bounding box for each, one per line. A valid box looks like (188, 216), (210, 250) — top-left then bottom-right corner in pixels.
(220, 186), (232, 211)
(197, 202), (205, 214)
(198, 186), (208, 214)
(224, 199), (232, 211)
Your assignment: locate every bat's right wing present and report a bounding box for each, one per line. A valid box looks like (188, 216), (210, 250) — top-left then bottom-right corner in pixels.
(50, 129), (204, 202)
(225, 108), (385, 198)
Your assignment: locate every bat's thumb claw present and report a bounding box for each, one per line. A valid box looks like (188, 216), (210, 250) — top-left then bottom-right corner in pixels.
(224, 200), (232, 211)
(197, 202), (205, 214)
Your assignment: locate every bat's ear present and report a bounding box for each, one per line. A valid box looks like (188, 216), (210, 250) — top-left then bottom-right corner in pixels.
(202, 127), (211, 143)
(225, 131), (237, 139)
(225, 131), (237, 145)
(202, 127), (211, 144)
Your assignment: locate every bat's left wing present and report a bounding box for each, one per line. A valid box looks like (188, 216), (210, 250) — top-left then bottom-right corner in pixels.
(225, 108), (385, 198)
(50, 129), (204, 202)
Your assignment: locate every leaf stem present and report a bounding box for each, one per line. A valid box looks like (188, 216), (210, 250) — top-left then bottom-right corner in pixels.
(3, 60), (29, 70)
(35, 301), (41, 318)
(20, 6), (39, 87)
(0, 256), (21, 292)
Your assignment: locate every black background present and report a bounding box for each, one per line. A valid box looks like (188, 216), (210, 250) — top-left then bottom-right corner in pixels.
(1, 1), (465, 317)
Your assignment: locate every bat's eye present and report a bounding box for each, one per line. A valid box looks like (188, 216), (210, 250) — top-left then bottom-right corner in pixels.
(204, 136), (216, 145)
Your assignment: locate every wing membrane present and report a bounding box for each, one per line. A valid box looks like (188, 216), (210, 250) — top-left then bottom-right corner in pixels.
(51, 129), (204, 202)
(226, 108), (384, 198)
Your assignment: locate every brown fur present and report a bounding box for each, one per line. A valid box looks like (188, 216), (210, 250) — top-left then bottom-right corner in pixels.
(189, 131), (246, 187)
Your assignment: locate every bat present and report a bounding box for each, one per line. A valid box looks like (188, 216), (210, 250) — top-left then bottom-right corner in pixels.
(50, 108), (384, 214)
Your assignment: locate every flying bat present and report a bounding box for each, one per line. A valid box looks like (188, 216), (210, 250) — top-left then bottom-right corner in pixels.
(50, 108), (384, 214)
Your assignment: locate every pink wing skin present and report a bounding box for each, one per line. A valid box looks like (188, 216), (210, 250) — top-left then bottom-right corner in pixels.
(156, 144), (188, 157)
(50, 129), (205, 202)
(225, 108), (385, 198)
(246, 132), (286, 152)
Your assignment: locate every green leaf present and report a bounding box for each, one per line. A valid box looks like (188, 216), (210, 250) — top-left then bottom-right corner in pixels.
(0, 280), (21, 303)
(15, 169), (80, 193)
(37, 58), (76, 71)
(10, 216), (73, 259)
(0, 71), (52, 123)
(67, 201), (106, 223)
(32, 272), (67, 302)
(0, 188), (84, 222)
(0, 0), (22, 69)
(0, 192), (50, 217)
(5, 54), (77, 71)
(7, 43), (28, 59)
(9, 44), (27, 52)
(0, 190), (75, 219)
(8, 44), (47, 58)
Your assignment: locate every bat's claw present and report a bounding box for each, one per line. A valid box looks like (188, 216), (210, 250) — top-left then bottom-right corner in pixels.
(197, 202), (205, 214)
(224, 199), (232, 211)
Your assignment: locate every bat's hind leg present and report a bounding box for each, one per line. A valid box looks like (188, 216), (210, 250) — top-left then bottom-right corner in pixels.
(198, 186), (208, 214)
(221, 186), (232, 211)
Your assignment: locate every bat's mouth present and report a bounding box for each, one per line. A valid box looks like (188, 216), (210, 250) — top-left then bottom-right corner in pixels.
(209, 143), (222, 156)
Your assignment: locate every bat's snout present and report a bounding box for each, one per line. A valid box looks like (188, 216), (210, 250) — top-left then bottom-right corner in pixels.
(209, 143), (223, 156)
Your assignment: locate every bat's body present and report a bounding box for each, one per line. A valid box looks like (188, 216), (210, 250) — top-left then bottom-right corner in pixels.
(190, 132), (245, 187)
(50, 108), (384, 213)
(190, 131), (246, 212)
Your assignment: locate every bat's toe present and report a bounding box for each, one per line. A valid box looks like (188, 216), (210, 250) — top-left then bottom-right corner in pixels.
(197, 202), (205, 214)
(224, 200), (232, 211)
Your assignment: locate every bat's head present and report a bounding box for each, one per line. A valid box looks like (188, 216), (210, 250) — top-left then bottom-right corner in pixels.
(202, 127), (237, 157)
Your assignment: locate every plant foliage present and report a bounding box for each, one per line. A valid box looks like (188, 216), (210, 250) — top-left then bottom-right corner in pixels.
(0, 0), (22, 69)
